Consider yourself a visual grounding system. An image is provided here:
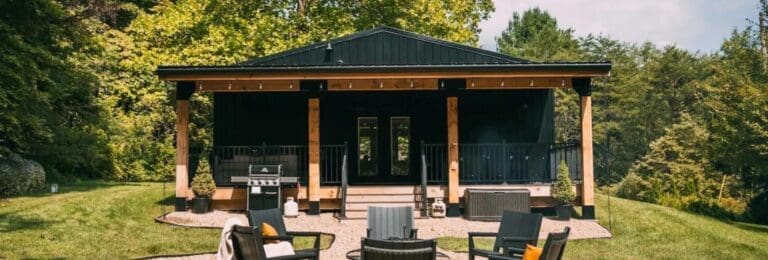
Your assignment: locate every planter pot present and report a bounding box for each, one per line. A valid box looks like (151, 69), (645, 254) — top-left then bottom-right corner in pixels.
(192, 197), (211, 213)
(556, 204), (573, 220)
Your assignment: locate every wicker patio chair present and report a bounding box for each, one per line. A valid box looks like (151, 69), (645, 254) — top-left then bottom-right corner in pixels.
(487, 227), (571, 260)
(367, 206), (418, 240)
(467, 210), (543, 260)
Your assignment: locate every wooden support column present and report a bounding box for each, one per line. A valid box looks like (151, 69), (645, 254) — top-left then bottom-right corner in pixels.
(308, 98), (321, 215)
(574, 78), (595, 219)
(175, 82), (195, 211)
(446, 96), (461, 217)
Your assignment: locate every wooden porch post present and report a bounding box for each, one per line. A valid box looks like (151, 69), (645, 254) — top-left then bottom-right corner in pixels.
(574, 78), (595, 219)
(446, 96), (461, 217)
(308, 98), (321, 215)
(175, 81), (195, 211)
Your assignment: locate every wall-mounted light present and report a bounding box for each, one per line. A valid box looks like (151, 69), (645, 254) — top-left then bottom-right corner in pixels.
(471, 80), (475, 88)
(349, 81), (353, 89)
(379, 80), (383, 88)
(500, 80), (505, 87)
(198, 83), (203, 90)
(258, 82), (263, 90)
(228, 83), (232, 90)
(561, 80), (565, 87)
(289, 82), (293, 89)
(410, 80), (414, 88)
(319, 82), (324, 90)
(529, 80), (534, 87)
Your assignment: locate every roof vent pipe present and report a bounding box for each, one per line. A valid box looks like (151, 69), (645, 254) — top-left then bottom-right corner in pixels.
(324, 43), (333, 62)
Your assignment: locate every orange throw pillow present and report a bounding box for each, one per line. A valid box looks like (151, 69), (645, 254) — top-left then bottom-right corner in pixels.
(261, 223), (279, 244)
(522, 244), (543, 260)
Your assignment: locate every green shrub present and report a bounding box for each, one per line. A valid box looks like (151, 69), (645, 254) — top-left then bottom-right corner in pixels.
(616, 172), (658, 203)
(190, 160), (215, 198)
(552, 160), (576, 204)
(685, 198), (744, 221)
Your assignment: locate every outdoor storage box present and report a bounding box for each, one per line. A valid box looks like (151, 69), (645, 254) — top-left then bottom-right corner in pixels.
(464, 189), (530, 221)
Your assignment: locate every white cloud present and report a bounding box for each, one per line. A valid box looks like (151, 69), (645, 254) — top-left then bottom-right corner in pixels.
(479, 0), (757, 53)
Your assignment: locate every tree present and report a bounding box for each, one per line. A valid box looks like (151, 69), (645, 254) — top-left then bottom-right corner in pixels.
(82, 0), (495, 180)
(495, 7), (580, 62)
(626, 114), (718, 202)
(0, 0), (113, 179)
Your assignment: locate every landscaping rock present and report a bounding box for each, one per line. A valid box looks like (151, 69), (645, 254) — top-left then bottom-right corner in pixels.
(0, 153), (45, 197)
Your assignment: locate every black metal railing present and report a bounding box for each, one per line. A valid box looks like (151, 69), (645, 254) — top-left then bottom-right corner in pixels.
(340, 150), (349, 218)
(211, 145), (308, 186)
(211, 144), (347, 186)
(549, 143), (582, 181)
(320, 143), (347, 185)
(419, 141), (581, 185)
(422, 143), (448, 184)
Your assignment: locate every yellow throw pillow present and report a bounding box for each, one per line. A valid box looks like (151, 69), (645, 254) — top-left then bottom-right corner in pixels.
(261, 223), (279, 244)
(522, 244), (543, 260)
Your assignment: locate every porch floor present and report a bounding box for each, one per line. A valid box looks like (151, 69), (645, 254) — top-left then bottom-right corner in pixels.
(158, 210), (611, 260)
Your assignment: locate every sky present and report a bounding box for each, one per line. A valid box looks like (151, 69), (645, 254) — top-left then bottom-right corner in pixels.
(479, 0), (759, 53)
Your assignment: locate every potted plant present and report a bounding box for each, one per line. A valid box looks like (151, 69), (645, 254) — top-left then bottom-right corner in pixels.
(191, 159), (215, 213)
(552, 160), (576, 220)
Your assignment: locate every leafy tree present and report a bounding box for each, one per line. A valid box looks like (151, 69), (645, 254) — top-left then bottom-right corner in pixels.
(0, 0), (113, 180)
(495, 7), (580, 61)
(81, 0), (495, 180)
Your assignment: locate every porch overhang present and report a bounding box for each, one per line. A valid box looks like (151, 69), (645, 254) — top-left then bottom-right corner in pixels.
(160, 26), (609, 219)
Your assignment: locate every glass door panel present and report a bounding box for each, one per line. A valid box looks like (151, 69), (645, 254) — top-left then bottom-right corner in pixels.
(357, 117), (378, 177)
(390, 117), (410, 176)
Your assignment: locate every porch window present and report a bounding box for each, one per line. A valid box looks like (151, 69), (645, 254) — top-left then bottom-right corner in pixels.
(358, 117), (378, 176)
(391, 117), (410, 176)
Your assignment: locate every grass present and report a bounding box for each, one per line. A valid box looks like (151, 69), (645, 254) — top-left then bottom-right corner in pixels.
(0, 181), (330, 258)
(437, 194), (768, 259)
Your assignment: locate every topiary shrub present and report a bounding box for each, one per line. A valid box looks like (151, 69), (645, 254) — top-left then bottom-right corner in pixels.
(191, 159), (215, 198)
(552, 160), (576, 205)
(0, 153), (46, 197)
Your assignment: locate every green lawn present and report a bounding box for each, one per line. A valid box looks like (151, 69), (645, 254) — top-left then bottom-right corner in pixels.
(0, 181), (329, 258)
(2, 182), (767, 259)
(437, 194), (768, 259)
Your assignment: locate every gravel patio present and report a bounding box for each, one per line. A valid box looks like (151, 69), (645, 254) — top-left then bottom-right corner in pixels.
(155, 210), (611, 260)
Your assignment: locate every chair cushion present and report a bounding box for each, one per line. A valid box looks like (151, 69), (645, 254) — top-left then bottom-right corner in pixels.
(262, 223), (279, 243)
(522, 244), (543, 260)
(263, 241), (295, 258)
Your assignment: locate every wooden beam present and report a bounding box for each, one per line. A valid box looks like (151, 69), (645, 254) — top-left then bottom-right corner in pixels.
(176, 100), (190, 201)
(327, 79), (438, 91)
(160, 71), (609, 81)
(174, 82), (194, 211)
(465, 77), (572, 89)
(308, 98), (321, 205)
(580, 95), (595, 208)
(195, 80), (301, 92)
(447, 97), (459, 205)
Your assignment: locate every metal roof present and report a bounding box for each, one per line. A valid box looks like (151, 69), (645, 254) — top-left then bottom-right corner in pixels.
(157, 26), (611, 76)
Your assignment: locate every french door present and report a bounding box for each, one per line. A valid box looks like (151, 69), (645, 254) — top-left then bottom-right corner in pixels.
(355, 116), (414, 183)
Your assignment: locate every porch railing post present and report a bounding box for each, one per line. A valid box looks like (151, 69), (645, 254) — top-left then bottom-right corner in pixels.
(420, 140), (429, 218)
(340, 142), (348, 219)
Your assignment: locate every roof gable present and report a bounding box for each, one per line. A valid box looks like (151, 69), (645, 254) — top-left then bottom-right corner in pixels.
(241, 26), (528, 66)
